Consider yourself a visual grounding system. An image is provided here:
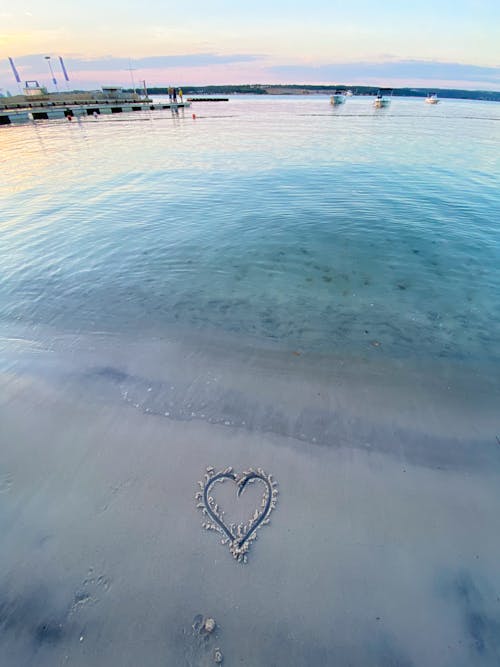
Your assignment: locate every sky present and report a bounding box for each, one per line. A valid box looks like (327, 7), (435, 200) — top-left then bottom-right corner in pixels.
(0, 0), (499, 92)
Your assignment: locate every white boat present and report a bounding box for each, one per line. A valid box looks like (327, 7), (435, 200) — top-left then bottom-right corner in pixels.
(330, 91), (346, 106)
(346, 89), (354, 96)
(373, 89), (392, 108)
(425, 93), (440, 104)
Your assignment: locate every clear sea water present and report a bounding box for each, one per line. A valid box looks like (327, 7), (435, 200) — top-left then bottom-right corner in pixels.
(1, 95), (500, 667)
(1, 95), (499, 363)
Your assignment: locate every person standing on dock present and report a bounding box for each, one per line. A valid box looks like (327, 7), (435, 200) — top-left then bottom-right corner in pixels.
(172, 87), (178, 103)
(168, 86), (173, 102)
(179, 88), (183, 103)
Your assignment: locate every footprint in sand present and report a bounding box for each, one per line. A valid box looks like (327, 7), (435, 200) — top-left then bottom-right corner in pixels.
(0, 473), (13, 493)
(69, 569), (112, 616)
(183, 615), (224, 665)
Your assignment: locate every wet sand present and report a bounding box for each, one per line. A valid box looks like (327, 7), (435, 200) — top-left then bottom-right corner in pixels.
(1, 331), (500, 666)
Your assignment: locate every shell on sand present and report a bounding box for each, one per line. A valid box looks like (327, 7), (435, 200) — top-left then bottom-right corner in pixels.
(204, 617), (216, 634)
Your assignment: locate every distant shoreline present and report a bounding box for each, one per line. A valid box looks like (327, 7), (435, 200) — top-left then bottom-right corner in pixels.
(122, 84), (500, 102)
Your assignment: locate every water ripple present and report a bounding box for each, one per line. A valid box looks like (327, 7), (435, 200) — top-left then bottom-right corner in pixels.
(1, 96), (499, 362)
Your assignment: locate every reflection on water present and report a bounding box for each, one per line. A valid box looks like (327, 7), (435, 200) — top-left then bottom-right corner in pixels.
(1, 96), (499, 361)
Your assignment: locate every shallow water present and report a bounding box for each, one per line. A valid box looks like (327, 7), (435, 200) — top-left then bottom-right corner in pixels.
(1, 95), (499, 360)
(1, 95), (500, 666)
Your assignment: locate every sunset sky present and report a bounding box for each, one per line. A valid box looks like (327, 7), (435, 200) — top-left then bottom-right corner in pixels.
(1, 0), (499, 92)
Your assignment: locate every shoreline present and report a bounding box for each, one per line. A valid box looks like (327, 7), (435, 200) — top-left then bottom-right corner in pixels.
(1, 89), (499, 665)
(1, 322), (499, 467)
(1, 354), (500, 665)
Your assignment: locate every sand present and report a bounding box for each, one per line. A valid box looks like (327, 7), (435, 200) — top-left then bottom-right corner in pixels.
(1, 329), (500, 666)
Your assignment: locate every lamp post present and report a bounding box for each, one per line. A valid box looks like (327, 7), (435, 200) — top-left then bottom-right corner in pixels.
(44, 56), (58, 92)
(127, 58), (137, 95)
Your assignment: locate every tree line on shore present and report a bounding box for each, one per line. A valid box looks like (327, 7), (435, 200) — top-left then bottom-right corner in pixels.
(123, 84), (500, 102)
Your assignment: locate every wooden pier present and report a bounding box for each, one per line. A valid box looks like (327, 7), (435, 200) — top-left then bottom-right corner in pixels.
(186, 97), (229, 102)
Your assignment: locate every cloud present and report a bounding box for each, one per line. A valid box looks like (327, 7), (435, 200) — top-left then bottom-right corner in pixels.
(269, 60), (500, 86)
(9, 52), (262, 73)
(2, 54), (498, 91)
(0, 53), (266, 89)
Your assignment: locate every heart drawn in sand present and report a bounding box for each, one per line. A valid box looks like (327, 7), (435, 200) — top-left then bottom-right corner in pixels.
(195, 467), (278, 563)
